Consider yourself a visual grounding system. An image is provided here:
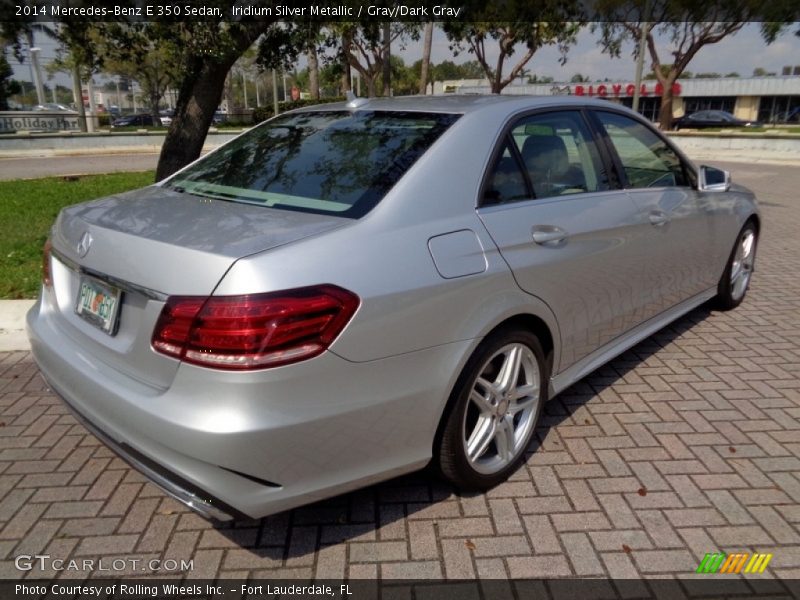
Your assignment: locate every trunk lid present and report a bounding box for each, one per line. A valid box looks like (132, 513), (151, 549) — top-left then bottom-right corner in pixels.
(47, 186), (348, 388)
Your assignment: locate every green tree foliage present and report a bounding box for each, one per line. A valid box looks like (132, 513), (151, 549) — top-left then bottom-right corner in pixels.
(94, 28), (182, 126)
(442, 0), (583, 93)
(97, 10), (302, 179)
(753, 67), (777, 77)
(0, 51), (21, 110)
(326, 23), (418, 97)
(595, 0), (795, 129)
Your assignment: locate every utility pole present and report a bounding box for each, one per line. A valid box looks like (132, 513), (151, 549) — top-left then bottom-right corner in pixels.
(29, 47), (45, 105)
(272, 69), (279, 116)
(71, 65), (87, 132)
(632, 0), (651, 115)
(86, 76), (97, 132)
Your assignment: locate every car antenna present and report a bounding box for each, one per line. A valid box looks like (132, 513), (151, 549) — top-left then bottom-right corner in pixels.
(346, 90), (369, 109)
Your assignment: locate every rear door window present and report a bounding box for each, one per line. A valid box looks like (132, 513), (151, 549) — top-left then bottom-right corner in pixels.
(510, 111), (609, 199)
(482, 110), (610, 205)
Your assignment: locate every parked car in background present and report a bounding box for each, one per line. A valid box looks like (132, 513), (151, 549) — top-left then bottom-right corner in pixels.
(111, 113), (156, 128)
(28, 96), (760, 521)
(32, 103), (76, 113)
(673, 110), (763, 130)
(159, 109), (174, 126)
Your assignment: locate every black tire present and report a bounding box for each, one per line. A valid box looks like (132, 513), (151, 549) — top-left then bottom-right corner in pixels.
(437, 327), (549, 490)
(714, 221), (758, 311)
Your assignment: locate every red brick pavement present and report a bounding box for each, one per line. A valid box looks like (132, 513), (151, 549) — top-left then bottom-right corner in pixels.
(0, 162), (798, 581)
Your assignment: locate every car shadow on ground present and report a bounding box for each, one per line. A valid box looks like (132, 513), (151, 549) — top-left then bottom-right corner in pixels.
(212, 303), (715, 559)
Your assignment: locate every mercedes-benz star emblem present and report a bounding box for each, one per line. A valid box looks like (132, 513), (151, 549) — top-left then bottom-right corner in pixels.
(76, 231), (93, 258)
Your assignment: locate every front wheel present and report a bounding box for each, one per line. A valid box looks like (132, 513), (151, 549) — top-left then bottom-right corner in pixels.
(715, 221), (758, 310)
(437, 328), (548, 490)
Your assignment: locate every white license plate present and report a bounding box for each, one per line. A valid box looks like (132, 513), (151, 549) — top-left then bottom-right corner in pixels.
(75, 275), (122, 335)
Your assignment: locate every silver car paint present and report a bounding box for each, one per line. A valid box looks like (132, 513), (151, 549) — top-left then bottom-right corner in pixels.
(27, 95), (758, 519)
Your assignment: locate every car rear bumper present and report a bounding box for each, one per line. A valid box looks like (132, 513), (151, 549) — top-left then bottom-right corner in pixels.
(51, 384), (243, 522)
(26, 296), (473, 519)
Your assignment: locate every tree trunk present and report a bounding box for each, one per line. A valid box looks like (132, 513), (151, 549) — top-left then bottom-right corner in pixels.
(657, 75), (677, 130)
(366, 76), (376, 98)
(341, 32), (352, 93)
(71, 63), (87, 133)
(382, 23), (391, 96)
(658, 89), (674, 130)
(307, 46), (320, 99)
(419, 22), (433, 95)
(156, 59), (233, 180)
(149, 91), (160, 127)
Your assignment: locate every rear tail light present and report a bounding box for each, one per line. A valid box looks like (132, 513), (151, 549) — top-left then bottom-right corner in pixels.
(42, 238), (53, 288)
(151, 285), (359, 370)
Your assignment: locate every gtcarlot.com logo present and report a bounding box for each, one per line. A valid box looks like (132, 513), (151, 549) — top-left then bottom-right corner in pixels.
(15, 554), (193, 572)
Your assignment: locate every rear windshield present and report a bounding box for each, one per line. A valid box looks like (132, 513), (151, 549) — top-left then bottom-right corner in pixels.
(165, 110), (460, 218)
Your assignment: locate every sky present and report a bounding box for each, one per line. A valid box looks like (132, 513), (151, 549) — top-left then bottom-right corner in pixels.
(8, 22), (800, 92)
(409, 23), (800, 81)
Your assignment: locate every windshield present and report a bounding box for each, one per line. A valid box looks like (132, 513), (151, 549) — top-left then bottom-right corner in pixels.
(165, 110), (460, 218)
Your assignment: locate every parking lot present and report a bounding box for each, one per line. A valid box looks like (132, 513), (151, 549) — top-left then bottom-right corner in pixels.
(0, 161), (798, 582)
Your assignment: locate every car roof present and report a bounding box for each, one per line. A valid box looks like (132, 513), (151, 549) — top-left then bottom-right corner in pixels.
(291, 94), (635, 116)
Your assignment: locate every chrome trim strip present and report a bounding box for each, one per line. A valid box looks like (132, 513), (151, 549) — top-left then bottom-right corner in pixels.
(51, 247), (168, 301)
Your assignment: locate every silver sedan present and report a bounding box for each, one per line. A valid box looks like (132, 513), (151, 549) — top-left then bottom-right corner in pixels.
(27, 95), (759, 520)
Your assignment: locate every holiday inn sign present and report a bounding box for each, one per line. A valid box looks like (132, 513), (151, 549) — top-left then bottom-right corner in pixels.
(0, 112), (82, 134)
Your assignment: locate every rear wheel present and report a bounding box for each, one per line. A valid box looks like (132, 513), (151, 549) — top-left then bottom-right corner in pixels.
(438, 328), (548, 490)
(715, 221), (758, 310)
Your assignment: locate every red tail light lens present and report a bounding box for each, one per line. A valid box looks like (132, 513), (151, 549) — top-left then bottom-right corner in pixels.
(151, 285), (359, 370)
(42, 238), (53, 288)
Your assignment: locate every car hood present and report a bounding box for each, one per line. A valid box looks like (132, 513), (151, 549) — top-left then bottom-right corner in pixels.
(51, 185), (349, 296)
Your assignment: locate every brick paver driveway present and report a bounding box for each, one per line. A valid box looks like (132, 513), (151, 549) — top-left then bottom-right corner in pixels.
(1, 161), (798, 582)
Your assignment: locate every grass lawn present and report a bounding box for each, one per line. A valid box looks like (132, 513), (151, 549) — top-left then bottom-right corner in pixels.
(0, 171), (155, 299)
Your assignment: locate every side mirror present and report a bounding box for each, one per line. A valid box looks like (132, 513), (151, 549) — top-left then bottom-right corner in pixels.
(698, 165), (731, 192)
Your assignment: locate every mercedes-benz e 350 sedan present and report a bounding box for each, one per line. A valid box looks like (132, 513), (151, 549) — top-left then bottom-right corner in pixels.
(27, 96), (759, 521)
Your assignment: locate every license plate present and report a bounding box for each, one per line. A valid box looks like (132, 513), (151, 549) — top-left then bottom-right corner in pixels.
(75, 275), (122, 335)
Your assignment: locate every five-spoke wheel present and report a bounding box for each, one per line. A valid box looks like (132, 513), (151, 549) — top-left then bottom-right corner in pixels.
(716, 221), (758, 310)
(438, 329), (548, 489)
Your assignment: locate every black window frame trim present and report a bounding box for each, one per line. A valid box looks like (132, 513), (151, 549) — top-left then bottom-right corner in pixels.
(585, 107), (698, 191)
(477, 106), (621, 209)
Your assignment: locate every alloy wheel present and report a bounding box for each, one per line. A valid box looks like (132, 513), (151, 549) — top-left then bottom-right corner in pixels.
(730, 229), (756, 301)
(461, 343), (541, 475)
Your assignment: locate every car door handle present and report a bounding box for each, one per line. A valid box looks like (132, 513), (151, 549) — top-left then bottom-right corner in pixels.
(531, 226), (568, 246)
(649, 210), (670, 227)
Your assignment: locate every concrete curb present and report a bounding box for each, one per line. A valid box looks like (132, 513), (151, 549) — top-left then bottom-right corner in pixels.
(0, 300), (34, 351)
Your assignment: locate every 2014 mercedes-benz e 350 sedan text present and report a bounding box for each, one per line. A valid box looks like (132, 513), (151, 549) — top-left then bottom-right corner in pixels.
(27, 96), (759, 521)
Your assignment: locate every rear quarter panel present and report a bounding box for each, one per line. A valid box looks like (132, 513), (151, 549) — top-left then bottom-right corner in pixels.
(212, 108), (563, 365)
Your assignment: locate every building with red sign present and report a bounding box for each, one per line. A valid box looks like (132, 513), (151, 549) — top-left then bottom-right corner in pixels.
(435, 76), (800, 125)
